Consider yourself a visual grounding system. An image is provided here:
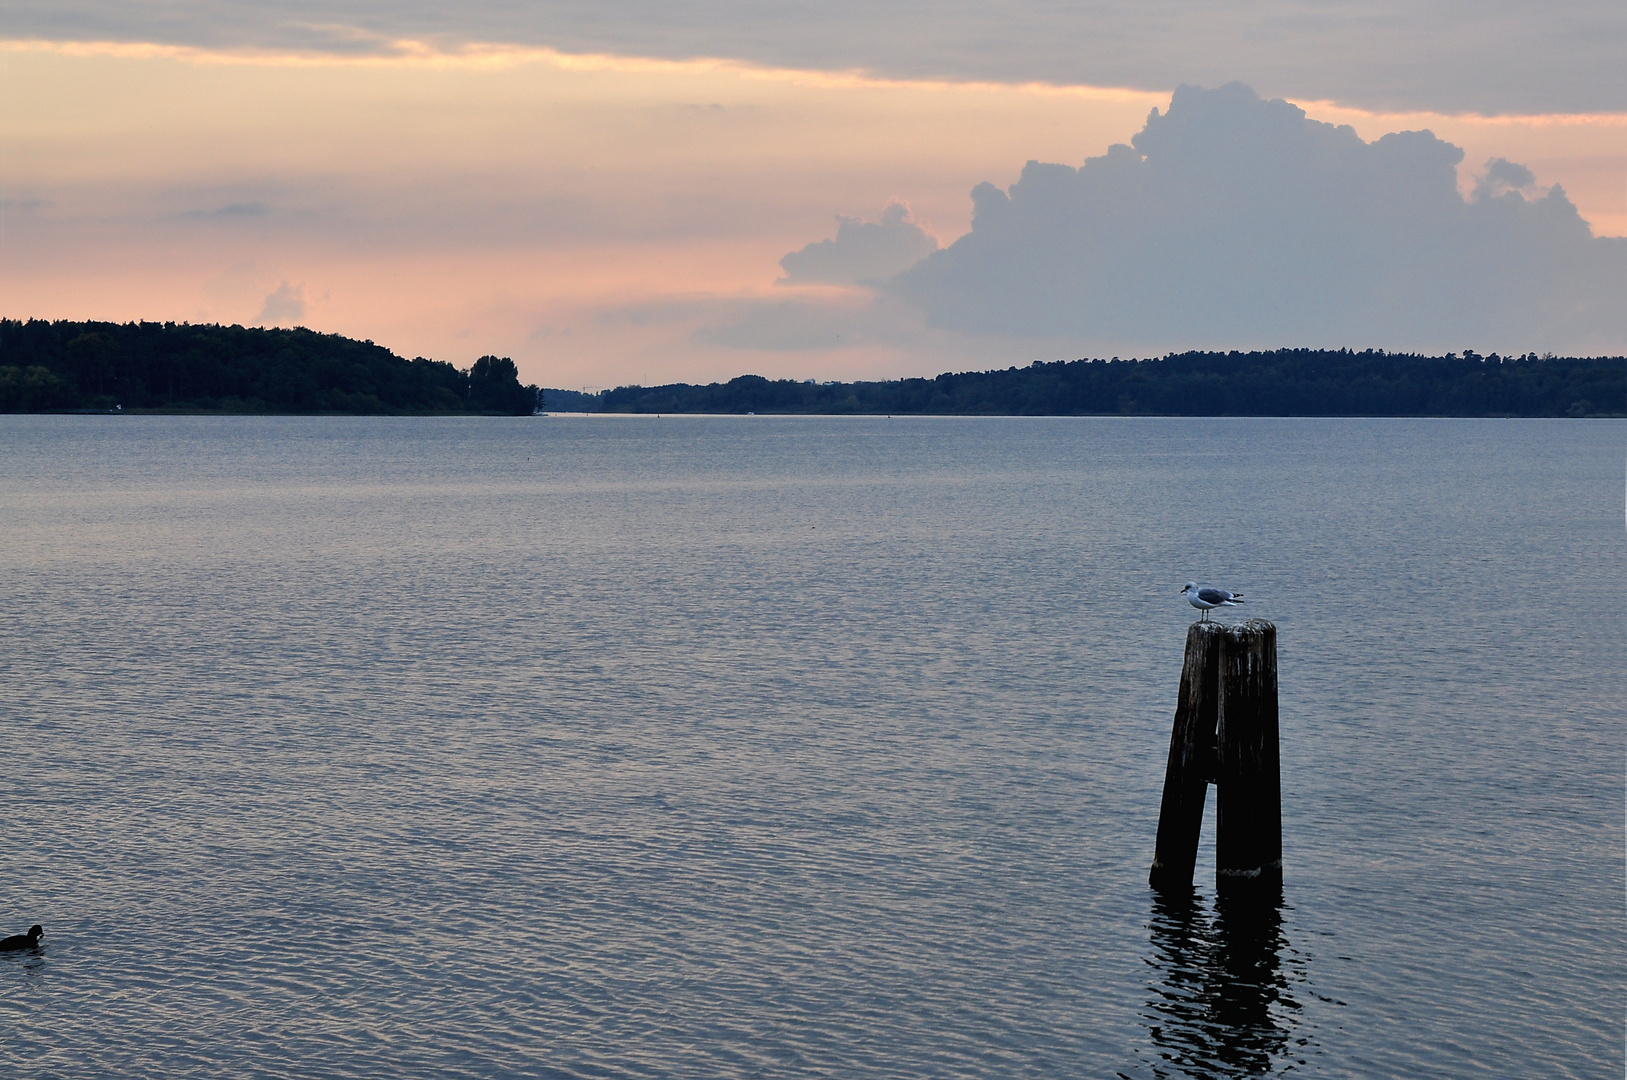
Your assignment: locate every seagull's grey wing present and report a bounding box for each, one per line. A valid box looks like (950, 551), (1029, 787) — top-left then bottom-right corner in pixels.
(1196, 588), (1233, 605)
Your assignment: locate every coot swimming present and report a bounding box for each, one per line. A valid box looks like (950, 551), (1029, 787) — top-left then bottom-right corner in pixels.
(0, 925), (43, 951)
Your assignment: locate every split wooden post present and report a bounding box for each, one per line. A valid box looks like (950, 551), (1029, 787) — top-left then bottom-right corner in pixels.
(1214, 619), (1282, 892)
(1150, 619), (1281, 893)
(1148, 623), (1222, 889)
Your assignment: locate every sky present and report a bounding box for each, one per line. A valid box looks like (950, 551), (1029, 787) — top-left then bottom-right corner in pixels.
(2, 3), (1624, 388)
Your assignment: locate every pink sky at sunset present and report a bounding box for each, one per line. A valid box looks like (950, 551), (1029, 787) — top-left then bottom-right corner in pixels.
(3, 16), (1623, 388)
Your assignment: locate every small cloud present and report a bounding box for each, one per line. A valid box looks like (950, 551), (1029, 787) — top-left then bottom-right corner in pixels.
(258, 281), (307, 325)
(184, 201), (272, 220)
(1473, 157), (1539, 202)
(0, 198), (49, 213)
(778, 201), (940, 286)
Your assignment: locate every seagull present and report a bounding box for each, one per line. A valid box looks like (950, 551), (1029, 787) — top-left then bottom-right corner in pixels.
(1182, 582), (1244, 620)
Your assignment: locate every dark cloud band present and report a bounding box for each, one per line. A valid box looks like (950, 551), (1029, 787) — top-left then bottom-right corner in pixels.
(4, 1), (1622, 114)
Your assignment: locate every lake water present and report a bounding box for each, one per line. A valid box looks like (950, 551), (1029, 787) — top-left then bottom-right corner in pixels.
(0, 415), (1621, 1078)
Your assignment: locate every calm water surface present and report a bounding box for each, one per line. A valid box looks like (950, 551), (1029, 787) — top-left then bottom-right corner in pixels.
(0, 415), (1621, 1078)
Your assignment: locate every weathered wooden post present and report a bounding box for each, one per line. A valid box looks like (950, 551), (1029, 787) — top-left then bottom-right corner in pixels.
(1214, 620), (1282, 892)
(1148, 623), (1222, 889)
(1150, 619), (1281, 893)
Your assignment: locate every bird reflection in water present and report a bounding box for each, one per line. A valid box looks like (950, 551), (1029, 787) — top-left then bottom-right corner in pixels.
(1124, 884), (1310, 1078)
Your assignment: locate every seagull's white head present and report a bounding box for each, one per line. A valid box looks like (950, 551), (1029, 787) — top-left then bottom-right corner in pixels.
(1181, 581), (1198, 594)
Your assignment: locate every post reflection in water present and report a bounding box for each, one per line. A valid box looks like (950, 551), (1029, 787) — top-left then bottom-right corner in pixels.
(1125, 885), (1309, 1079)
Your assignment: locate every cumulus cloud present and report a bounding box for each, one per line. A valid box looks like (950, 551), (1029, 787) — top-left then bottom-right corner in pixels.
(1473, 157), (1538, 201)
(258, 281), (306, 325)
(889, 83), (1627, 353)
(778, 202), (939, 286)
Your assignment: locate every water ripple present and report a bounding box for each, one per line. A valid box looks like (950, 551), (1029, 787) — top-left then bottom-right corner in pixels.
(0, 415), (1621, 1078)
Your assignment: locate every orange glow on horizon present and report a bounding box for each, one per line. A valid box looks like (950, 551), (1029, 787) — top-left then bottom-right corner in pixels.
(3, 38), (1622, 383)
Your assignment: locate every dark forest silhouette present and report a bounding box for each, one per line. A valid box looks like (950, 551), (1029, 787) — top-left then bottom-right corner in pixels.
(2, 320), (1618, 416)
(568, 350), (1622, 417)
(0, 320), (540, 414)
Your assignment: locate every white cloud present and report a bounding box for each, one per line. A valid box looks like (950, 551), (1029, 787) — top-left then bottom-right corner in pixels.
(887, 83), (1627, 354)
(778, 202), (938, 286)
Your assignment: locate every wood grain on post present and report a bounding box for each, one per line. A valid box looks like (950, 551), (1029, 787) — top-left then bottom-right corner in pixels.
(1150, 619), (1281, 894)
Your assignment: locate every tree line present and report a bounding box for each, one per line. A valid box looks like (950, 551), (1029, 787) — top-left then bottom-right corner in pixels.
(575, 350), (1622, 417)
(5, 323), (1617, 417)
(0, 320), (541, 414)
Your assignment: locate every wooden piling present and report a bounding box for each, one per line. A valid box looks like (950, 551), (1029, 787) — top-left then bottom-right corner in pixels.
(1150, 619), (1281, 893)
(1215, 620), (1282, 891)
(1148, 623), (1222, 889)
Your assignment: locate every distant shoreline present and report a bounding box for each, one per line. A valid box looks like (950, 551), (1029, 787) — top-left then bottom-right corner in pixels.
(550, 350), (1625, 419)
(535, 410), (1621, 419)
(4, 319), (1620, 418)
(9, 410), (1619, 420)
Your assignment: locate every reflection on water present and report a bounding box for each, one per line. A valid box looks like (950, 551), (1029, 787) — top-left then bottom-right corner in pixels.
(1125, 887), (1310, 1078)
(1, 417), (1620, 1078)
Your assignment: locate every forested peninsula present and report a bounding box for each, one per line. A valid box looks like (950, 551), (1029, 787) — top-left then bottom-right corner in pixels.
(0, 320), (540, 414)
(2, 320), (1619, 416)
(576, 350), (1622, 417)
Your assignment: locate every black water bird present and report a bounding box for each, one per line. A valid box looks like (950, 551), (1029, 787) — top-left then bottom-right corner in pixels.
(0, 925), (42, 951)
